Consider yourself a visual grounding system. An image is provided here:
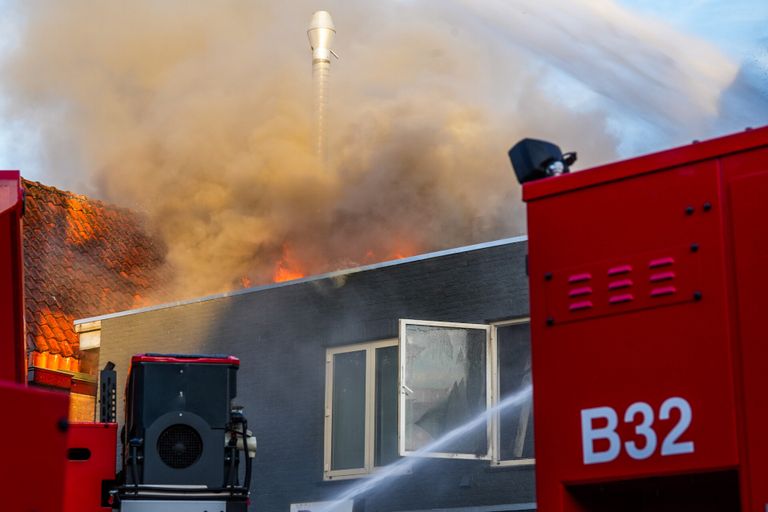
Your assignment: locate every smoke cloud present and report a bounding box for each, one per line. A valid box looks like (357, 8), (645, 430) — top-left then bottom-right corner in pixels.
(0, 0), (757, 298)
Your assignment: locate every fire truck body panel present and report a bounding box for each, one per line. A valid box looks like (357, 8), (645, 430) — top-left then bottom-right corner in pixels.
(1, 171), (71, 512)
(0, 170), (27, 384)
(725, 152), (768, 511)
(522, 127), (768, 202)
(63, 423), (117, 512)
(524, 126), (768, 510)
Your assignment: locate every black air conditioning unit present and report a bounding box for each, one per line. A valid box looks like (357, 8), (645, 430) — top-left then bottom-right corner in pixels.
(122, 354), (243, 489)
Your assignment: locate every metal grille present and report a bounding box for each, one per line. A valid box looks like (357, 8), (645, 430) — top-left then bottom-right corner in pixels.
(99, 364), (117, 423)
(157, 424), (203, 469)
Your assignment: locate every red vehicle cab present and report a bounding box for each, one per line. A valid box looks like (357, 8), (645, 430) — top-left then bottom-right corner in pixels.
(523, 127), (768, 511)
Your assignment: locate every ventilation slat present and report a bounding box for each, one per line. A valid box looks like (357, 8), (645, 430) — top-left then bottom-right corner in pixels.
(650, 271), (676, 282)
(607, 264), (632, 276)
(569, 300), (593, 312)
(609, 294), (634, 304)
(569, 286), (592, 298)
(649, 257), (675, 269)
(568, 272), (592, 284)
(608, 279), (633, 290)
(651, 286), (677, 297)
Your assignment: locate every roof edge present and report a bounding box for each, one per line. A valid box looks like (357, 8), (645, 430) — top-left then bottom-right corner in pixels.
(75, 235), (528, 324)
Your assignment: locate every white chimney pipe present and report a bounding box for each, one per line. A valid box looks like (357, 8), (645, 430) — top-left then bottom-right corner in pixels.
(307, 11), (336, 164)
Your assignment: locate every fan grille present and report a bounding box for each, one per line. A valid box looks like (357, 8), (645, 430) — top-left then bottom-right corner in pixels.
(157, 424), (203, 469)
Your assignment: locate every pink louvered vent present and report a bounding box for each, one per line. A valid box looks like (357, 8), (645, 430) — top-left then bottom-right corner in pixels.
(649, 256), (677, 298)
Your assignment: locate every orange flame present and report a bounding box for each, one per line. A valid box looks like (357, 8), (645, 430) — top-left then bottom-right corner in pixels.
(360, 241), (419, 266)
(389, 239), (419, 260)
(272, 244), (306, 283)
(267, 240), (418, 284)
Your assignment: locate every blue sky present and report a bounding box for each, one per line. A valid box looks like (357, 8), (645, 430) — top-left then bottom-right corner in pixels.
(619, 0), (766, 61)
(616, 0), (767, 150)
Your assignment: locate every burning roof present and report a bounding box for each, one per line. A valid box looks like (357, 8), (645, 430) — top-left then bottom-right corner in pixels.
(22, 179), (170, 372)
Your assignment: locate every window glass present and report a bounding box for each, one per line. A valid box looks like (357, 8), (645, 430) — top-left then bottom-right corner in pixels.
(402, 323), (488, 456)
(79, 347), (100, 376)
(331, 350), (366, 470)
(375, 345), (399, 467)
(497, 323), (534, 460)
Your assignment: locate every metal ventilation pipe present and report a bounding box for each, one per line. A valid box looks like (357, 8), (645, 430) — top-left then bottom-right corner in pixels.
(307, 11), (336, 164)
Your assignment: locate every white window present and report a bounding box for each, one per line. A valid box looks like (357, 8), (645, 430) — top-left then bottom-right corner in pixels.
(324, 339), (399, 480)
(399, 320), (492, 460)
(399, 318), (533, 465)
(324, 319), (533, 480)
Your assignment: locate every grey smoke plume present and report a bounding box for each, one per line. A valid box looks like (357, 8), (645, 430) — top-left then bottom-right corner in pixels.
(0, 0), (757, 298)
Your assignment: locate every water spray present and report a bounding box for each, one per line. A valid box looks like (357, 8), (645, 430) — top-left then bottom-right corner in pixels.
(307, 10), (337, 164)
(318, 384), (533, 511)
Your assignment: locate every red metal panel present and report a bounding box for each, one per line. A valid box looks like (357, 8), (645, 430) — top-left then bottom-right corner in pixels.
(0, 170), (25, 384)
(0, 380), (69, 512)
(523, 128), (768, 510)
(63, 423), (117, 512)
(524, 126), (768, 201)
(543, 245), (700, 324)
(131, 354), (240, 366)
(30, 367), (76, 389)
(723, 150), (768, 512)
(30, 367), (99, 395)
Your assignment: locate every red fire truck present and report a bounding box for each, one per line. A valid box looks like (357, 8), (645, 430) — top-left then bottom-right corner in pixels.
(512, 125), (768, 511)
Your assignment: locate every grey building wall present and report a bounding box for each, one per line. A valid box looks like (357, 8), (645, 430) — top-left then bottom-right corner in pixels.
(91, 238), (533, 512)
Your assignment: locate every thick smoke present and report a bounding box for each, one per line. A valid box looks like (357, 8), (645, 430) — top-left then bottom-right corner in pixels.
(0, 0), (753, 298)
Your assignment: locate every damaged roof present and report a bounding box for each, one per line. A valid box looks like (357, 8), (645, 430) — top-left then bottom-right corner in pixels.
(22, 179), (169, 368)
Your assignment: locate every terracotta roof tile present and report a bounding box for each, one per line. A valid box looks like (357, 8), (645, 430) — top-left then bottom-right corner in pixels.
(34, 335), (49, 353)
(22, 179), (171, 369)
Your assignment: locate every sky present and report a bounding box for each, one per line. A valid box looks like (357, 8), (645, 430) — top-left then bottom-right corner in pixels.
(0, 0), (765, 293)
(0, 0), (765, 187)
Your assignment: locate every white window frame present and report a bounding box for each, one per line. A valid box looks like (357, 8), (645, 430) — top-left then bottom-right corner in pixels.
(324, 338), (400, 480)
(490, 318), (534, 467)
(324, 318), (534, 478)
(398, 319), (493, 460)
(75, 320), (101, 350)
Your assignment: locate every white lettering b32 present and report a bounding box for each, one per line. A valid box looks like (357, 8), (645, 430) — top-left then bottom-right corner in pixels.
(581, 397), (694, 465)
